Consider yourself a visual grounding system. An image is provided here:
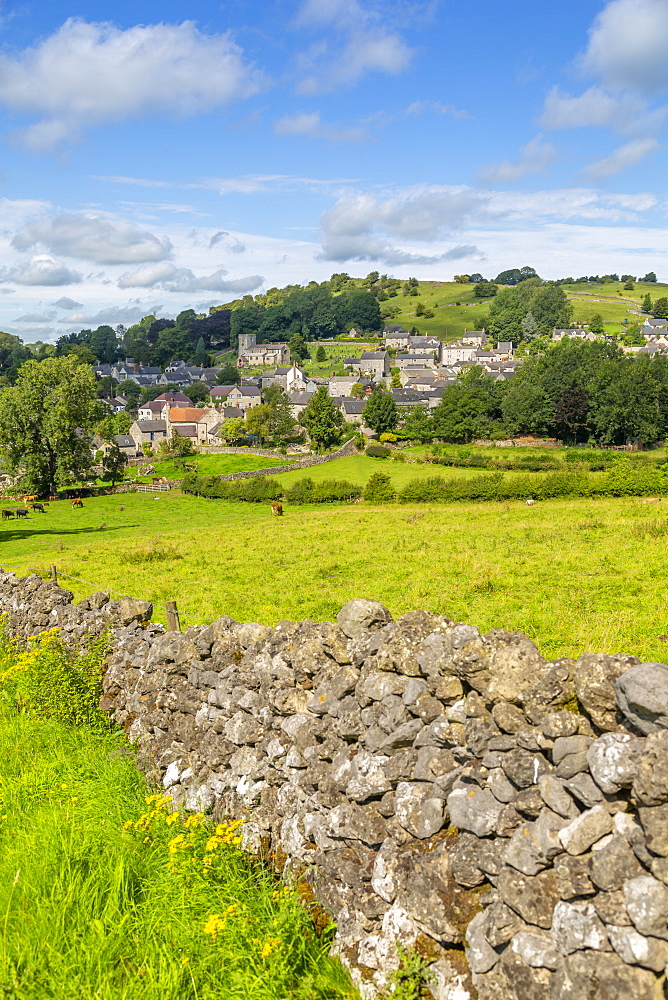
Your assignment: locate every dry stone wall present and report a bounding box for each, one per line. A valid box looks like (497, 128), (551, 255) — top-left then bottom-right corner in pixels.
(2, 569), (668, 999)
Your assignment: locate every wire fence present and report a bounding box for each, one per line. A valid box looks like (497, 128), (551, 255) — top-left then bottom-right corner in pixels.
(0, 559), (218, 627)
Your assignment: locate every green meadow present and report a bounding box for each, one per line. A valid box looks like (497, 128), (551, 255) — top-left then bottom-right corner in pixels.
(0, 634), (357, 1000)
(3, 481), (668, 663)
(128, 451), (290, 484)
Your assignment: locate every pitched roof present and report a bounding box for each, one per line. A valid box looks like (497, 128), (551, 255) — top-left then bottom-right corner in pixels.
(173, 424), (198, 437)
(134, 420), (167, 432)
(155, 392), (192, 403)
(114, 435), (135, 448)
(169, 407), (208, 422)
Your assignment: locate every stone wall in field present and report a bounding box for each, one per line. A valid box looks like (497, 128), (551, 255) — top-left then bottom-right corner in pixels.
(2, 570), (668, 1000)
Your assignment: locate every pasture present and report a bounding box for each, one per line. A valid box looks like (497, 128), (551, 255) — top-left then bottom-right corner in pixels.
(128, 451), (290, 484)
(2, 488), (668, 663)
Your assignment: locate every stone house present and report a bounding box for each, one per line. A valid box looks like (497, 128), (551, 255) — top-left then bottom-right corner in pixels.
(225, 386), (262, 412)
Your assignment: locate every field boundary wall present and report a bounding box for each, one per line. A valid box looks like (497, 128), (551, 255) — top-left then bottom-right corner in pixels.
(1, 570), (667, 1000)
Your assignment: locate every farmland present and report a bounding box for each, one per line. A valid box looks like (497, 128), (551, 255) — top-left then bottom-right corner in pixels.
(3, 485), (668, 663)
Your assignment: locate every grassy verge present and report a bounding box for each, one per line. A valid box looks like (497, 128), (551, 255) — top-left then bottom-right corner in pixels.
(2, 490), (668, 661)
(0, 632), (357, 1000)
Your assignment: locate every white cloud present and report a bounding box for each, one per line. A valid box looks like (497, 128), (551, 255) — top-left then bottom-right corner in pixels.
(584, 137), (660, 179)
(0, 255), (82, 285)
(12, 213), (172, 263)
(293, 0), (412, 94)
(61, 304), (164, 326)
(14, 312), (55, 323)
(117, 261), (263, 293)
(208, 231), (246, 253)
(479, 135), (558, 184)
(581, 0), (668, 95)
(318, 183), (660, 263)
(273, 110), (367, 142)
(540, 85), (652, 131)
(52, 296), (83, 309)
(404, 100), (470, 120)
(0, 18), (263, 151)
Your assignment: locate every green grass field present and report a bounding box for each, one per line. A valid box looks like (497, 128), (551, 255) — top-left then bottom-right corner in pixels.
(3, 485), (668, 663)
(0, 639), (357, 1000)
(128, 452), (290, 484)
(369, 278), (666, 342)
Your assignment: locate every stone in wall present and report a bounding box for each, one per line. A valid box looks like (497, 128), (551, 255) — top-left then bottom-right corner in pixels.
(3, 570), (668, 999)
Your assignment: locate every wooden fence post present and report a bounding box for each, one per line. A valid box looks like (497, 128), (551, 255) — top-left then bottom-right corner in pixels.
(50, 564), (58, 583)
(165, 600), (181, 633)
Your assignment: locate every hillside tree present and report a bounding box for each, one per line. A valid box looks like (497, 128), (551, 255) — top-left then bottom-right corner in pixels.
(362, 386), (399, 434)
(0, 355), (103, 495)
(299, 386), (343, 451)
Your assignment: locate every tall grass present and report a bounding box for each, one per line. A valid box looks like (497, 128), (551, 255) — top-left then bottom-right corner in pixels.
(0, 631), (358, 1000)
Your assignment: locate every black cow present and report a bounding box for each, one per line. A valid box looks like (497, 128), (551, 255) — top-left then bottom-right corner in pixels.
(30, 503), (46, 513)
(14, 509), (28, 518)
(1, 509), (14, 519)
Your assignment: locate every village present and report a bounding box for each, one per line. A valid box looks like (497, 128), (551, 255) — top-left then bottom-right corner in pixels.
(90, 312), (668, 458)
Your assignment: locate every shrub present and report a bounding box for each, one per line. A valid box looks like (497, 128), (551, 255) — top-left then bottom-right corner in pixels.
(0, 620), (112, 731)
(284, 477), (361, 504)
(379, 433), (398, 443)
(363, 472), (397, 503)
(365, 444), (390, 458)
(181, 474), (281, 502)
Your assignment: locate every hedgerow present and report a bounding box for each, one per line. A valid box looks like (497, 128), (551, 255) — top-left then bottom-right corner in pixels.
(284, 477), (361, 504)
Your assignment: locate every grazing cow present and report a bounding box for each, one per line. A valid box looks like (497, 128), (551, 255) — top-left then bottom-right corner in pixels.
(526, 499), (536, 507)
(48, 494), (58, 502)
(270, 501), (283, 516)
(30, 502), (46, 513)
(22, 495), (38, 503)
(71, 498), (83, 508)
(1, 509), (14, 519)
(15, 509), (28, 518)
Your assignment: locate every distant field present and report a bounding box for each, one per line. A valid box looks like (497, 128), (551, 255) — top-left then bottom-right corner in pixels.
(3, 489), (668, 664)
(128, 451), (289, 483)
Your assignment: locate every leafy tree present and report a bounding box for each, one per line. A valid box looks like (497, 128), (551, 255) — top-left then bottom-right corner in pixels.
(219, 417), (246, 443)
(316, 345), (327, 363)
(262, 386), (297, 441)
(553, 387), (590, 443)
(96, 411), (132, 441)
(362, 386), (399, 434)
(101, 442), (128, 487)
(652, 298), (668, 319)
(289, 331), (309, 362)
(245, 404), (275, 444)
(216, 362), (240, 385)
(474, 281), (497, 298)
(363, 471), (396, 503)
(453, 275), (470, 283)
(96, 375), (118, 398)
(193, 337), (209, 367)
(166, 433), (196, 457)
(431, 368), (501, 443)
(521, 311), (539, 342)
(0, 355), (103, 495)
(299, 386), (344, 451)
(589, 314), (605, 334)
(401, 404), (433, 441)
(350, 382), (366, 399)
(621, 322), (644, 346)
(642, 293), (653, 313)
(390, 369), (402, 388)
(500, 378), (552, 437)
(642, 272), (657, 283)
(185, 381), (210, 404)
(495, 266), (539, 285)
(469, 273), (484, 283)
(623, 281), (634, 291)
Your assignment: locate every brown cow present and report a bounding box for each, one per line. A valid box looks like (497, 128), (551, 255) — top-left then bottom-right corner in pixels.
(71, 498), (83, 508)
(270, 501), (283, 516)
(22, 495), (38, 503)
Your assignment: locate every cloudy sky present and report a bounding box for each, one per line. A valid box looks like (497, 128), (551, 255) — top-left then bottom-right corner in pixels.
(0, 0), (666, 342)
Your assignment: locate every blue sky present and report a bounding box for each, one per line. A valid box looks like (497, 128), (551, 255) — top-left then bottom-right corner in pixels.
(0, 0), (666, 342)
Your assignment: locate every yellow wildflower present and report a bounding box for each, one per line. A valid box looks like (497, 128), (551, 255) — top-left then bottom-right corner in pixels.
(203, 914), (227, 939)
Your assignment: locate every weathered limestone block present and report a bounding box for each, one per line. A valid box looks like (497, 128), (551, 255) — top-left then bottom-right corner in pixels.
(573, 652), (639, 731)
(615, 662), (668, 735)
